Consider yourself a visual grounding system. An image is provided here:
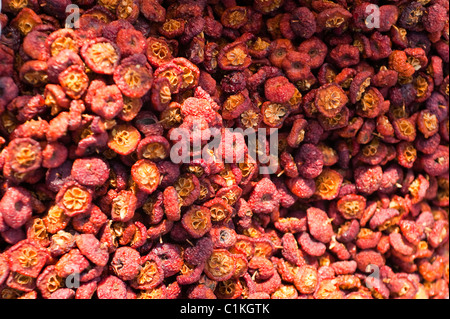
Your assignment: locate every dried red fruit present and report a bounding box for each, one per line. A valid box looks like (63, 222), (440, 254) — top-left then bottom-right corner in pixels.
(97, 275), (127, 299)
(294, 143), (324, 179)
(161, 186), (181, 222)
(181, 205), (212, 239)
(75, 234), (109, 267)
(130, 252), (164, 290)
(307, 207), (334, 244)
(90, 84), (124, 120)
(58, 65), (88, 100)
(71, 205), (107, 236)
(108, 124), (141, 156)
(298, 232), (326, 257)
(354, 165), (383, 195)
(5, 137), (42, 174)
(71, 157), (110, 188)
(247, 178), (280, 215)
(210, 227), (237, 250)
(294, 265), (318, 295)
(146, 37), (173, 68)
(314, 83), (348, 118)
(114, 54), (153, 99)
(420, 145), (449, 177)
(81, 38), (121, 75)
(55, 249), (90, 278)
(356, 228), (382, 250)
(290, 7), (316, 39)
(218, 41), (251, 71)
(184, 237), (213, 267)
(396, 142), (418, 169)
(151, 243), (183, 278)
(116, 29), (146, 58)
(337, 194), (366, 220)
(55, 181), (92, 217)
(286, 176), (316, 199)
(369, 208), (400, 232)
(0, 0), (447, 300)
(7, 239), (49, 278)
(180, 97), (217, 125)
(110, 190), (137, 222)
(329, 44), (360, 69)
(314, 168), (343, 200)
(204, 249), (236, 282)
(264, 76), (296, 104)
(0, 187), (34, 230)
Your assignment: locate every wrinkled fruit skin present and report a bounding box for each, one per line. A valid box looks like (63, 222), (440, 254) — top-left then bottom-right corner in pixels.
(0, 0), (448, 300)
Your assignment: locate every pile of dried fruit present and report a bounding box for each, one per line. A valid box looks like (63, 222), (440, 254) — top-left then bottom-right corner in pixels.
(0, 0), (448, 299)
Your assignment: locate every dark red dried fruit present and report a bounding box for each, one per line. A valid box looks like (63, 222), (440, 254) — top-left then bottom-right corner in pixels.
(55, 181), (92, 217)
(81, 38), (121, 75)
(0, 0), (447, 301)
(7, 239), (49, 278)
(204, 249), (236, 282)
(114, 54), (153, 99)
(75, 234), (109, 267)
(90, 85), (124, 120)
(71, 157), (110, 188)
(108, 124), (141, 156)
(97, 275), (127, 299)
(181, 205), (212, 239)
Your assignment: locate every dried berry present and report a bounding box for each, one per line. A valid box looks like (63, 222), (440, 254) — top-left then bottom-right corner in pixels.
(108, 124), (141, 156)
(146, 37), (173, 68)
(295, 143), (324, 179)
(71, 157), (110, 188)
(97, 275), (127, 299)
(204, 249), (235, 282)
(55, 249), (90, 278)
(54, 182), (91, 219)
(114, 54), (153, 99)
(131, 159), (160, 194)
(420, 145), (449, 176)
(5, 138), (42, 174)
(90, 84), (124, 120)
(315, 83), (348, 118)
(130, 252), (164, 291)
(264, 76), (296, 104)
(298, 232), (326, 257)
(314, 168), (343, 200)
(7, 239), (49, 278)
(290, 7), (316, 39)
(286, 176), (316, 199)
(181, 206), (212, 239)
(294, 265), (318, 295)
(0, 187), (33, 229)
(247, 178), (280, 215)
(81, 38), (120, 75)
(151, 243), (183, 278)
(218, 42), (251, 71)
(0, 0), (447, 301)
(173, 173), (200, 206)
(337, 194), (366, 220)
(354, 165), (382, 195)
(75, 234), (109, 267)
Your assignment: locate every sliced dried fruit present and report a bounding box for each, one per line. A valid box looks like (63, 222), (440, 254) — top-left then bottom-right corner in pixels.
(81, 37), (121, 74)
(181, 206), (212, 239)
(108, 124), (141, 156)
